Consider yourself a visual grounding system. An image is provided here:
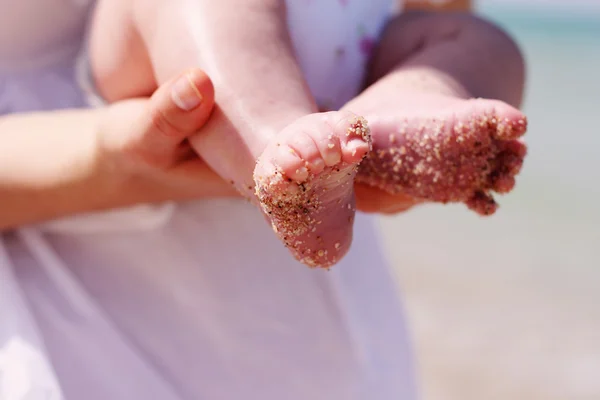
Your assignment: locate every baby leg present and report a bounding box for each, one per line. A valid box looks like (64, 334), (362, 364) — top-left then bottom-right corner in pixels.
(90, 0), (370, 267)
(346, 12), (527, 215)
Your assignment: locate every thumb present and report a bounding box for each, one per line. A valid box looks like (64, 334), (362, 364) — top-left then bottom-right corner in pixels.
(131, 68), (215, 167)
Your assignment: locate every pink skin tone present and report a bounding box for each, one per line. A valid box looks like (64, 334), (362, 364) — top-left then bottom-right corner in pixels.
(347, 12), (527, 215)
(254, 113), (371, 266)
(90, 1), (527, 268)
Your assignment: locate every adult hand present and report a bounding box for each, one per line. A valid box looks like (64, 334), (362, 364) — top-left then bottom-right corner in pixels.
(98, 68), (238, 204)
(0, 68), (237, 230)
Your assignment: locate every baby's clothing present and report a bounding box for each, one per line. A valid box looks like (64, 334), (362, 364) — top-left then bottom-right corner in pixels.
(287, 0), (394, 110)
(0, 1), (417, 399)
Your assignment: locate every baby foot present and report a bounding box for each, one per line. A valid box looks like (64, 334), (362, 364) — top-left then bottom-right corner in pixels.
(354, 95), (527, 215)
(254, 112), (371, 268)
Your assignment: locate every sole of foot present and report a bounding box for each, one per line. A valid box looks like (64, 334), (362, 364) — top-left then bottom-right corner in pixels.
(356, 97), (527, 216)
(254, 111), (372, 268)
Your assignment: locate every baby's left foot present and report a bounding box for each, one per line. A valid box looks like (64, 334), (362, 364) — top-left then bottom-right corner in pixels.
(349, 94), (527, 215)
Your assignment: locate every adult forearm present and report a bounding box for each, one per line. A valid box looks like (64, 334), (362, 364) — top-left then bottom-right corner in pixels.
(0, 110), (130, 230)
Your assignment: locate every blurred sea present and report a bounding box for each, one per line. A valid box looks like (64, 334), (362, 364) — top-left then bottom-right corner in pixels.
(380, 3), (600, 400)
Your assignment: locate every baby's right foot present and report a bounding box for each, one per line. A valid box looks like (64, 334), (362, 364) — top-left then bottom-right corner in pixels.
(254, 112), (371, 268)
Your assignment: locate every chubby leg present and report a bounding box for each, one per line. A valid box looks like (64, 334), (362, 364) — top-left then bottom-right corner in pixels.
(90, 0), (369, 267)
(347, 12), (527, 215)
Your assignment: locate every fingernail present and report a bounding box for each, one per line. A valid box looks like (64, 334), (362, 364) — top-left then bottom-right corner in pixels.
(171, 73), (203, 111)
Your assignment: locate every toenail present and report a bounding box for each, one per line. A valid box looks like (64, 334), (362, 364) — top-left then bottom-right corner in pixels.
(346, 116), (371, 142)
(311, 158), (324, 170)
(323, 150), (341, 166)
(295, 167), (308, 180)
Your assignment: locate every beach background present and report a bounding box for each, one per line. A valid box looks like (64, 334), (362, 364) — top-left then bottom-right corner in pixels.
(380, 1), (600, 399)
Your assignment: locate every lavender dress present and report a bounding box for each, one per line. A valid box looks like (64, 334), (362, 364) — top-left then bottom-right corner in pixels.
(0, 1), (416, 399)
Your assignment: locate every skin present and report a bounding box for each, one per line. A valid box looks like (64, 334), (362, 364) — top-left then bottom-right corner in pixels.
(354, 0), (522, 214)
(89, 0), (527, 267)
(91, 0), (376, 266)
(404, 0), (472, 11)
(345, 10), (526, 216)
(0, 69), (236, 231)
